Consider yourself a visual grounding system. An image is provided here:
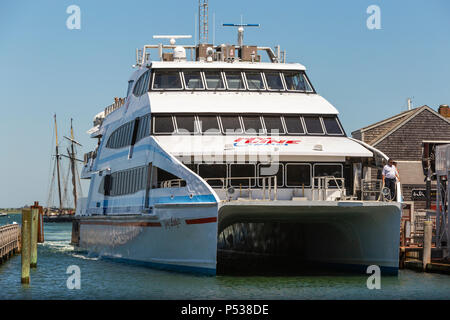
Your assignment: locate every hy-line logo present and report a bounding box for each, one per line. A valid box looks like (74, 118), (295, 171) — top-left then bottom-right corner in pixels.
(233, 137), (301, 147)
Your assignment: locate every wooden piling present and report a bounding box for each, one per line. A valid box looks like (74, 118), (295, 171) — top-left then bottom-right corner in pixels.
(422, 220), (432, 271)
(30, 208), (38, 268)
(21, 209), (31, 284)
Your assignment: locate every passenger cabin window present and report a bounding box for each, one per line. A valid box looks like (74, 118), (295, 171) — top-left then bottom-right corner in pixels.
(198, 115), (220, 134)
(322, 116), (343, 135)
(303, 116), (324, 134)
(286, 164), (311, 187)
(204, 71), (225, 90)
(220, 115), (243, 134)
(133, 70), (151, 97)
(136, 114), (151, 142)
(263, 116), (285, 135)
(183, 70), (204, 90)
(313, 164), (343, 187)
(284, 116), (304, 134)
(264, 72), (284, 91)
(284, 71), (313, 92)
(152, 70), (182, 90)
(225, 71), (245, 90)
(242, 115), (263, 134)
(153, 115), (175, 134)
(229, 164), (256, 187)
(155, 167), (185, 188)
(175, 115), (197, 134)
(245, 72), (265, 90)
(258, 163), (283, 187)
(106, 121), (134, 149)
(198, 164), (227, 187)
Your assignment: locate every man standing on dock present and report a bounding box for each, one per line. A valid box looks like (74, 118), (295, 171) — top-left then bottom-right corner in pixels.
(382, 158), (400, 200)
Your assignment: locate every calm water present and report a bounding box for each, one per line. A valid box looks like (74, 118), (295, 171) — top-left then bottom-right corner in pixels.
(1, 214), (449, 300)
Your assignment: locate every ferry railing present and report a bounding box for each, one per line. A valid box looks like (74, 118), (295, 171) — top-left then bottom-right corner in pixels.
(104, 98), (125, 117)
(204, 176), (278, 201)
(160, 179), (186, 188)
(312, 176), (346, 201)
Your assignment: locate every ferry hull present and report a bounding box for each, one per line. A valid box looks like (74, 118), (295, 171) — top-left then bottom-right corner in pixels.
(74, 201), (401, 276)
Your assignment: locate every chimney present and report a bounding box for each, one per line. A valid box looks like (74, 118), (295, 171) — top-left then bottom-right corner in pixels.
(438, 104), (450, 118)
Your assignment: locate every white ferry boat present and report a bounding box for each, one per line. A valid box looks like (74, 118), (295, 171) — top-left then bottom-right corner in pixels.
(73, 31), (402, 275)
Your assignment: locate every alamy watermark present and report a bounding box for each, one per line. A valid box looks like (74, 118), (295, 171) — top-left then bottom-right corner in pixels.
(366, 265), (381, 289)
(66, 5), (81, 30)
(366, 5), (381, 30)
(66, 265), (81, 289)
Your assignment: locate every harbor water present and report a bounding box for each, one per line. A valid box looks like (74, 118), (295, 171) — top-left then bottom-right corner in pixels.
(1, 213), (449, 300)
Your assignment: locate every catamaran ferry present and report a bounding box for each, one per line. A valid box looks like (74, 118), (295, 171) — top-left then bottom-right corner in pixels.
(72, 29), (402, 275)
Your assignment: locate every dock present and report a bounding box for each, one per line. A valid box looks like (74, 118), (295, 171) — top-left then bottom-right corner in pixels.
(0, 224), (21, 264)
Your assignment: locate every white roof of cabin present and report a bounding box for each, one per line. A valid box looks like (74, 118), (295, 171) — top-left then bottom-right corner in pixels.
(148, 91), (338, 114)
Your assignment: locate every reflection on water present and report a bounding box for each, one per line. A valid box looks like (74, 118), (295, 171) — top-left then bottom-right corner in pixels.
(0, 220), (449, 300)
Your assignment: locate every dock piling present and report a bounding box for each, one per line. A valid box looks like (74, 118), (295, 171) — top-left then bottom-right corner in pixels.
(30, 208), (38, 268)
(422, 220), (432, 271)
(21, 209), (31, 284)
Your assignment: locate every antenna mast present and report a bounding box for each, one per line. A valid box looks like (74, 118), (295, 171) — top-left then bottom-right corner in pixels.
(199, 0), (209, 44)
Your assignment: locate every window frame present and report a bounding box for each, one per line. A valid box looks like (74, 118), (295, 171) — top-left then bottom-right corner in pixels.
(322, 116), (345, 136)
(257, 163), (284, 187)
(181, 70), (206, 91)
(219, 114), (244, 135)
(204, 70), (226, 91)
(197, 114), (222, 135)
(312, 163), (344, 188)
(223, 70), (247, 91)
(263, 71), (285, 91)
(285, 163), (312, 187)
(283, 115), (305, 135)
(302, 115), (326, 136)
(243, 71), (266, 91)
(282, 71), (313, 93)
(229, 163), (257, 188)
(151, 69), (184, 91)
(152, 114), (176, 135)
(241, 115), (265, 135)
(262, 115), (286, 136)
(174, 114), (200, 135)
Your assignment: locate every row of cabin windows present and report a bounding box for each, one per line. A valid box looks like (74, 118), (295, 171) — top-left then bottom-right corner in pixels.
(153, 114), (344, 136)
(184, 163), (343, 188)
(98, 165), (183, 196)
(106, 114), (151, 149)
(132, 69), (315, 95)
(98, 162), (343, 196)
(105, 114), (344, 149)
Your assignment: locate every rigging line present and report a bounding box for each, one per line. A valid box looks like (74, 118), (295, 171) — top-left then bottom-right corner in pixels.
(45, 119), (56, 207)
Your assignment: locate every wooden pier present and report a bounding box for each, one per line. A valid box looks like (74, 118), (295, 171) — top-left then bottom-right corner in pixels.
(0, 224), (21, 264)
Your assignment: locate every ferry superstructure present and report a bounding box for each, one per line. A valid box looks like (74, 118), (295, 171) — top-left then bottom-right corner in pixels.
(73, 33), (403, 275)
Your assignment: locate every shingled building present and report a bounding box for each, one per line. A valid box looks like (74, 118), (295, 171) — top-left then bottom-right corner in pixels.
(351, 105), (450, 211)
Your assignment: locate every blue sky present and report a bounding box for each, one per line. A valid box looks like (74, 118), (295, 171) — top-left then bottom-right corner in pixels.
(0, 0), (449, 207)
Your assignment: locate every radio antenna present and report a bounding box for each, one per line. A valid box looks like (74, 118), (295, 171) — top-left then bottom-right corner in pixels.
(199, 0), (209, 44)
(223, 23), (260, 47)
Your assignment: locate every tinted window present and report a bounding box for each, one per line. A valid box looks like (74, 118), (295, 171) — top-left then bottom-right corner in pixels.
(323, 116), (343, 135)
(245, 72), (265, 90)
(304, 116), (324, 134)
(136, 114), (151, 141)
(183, 70), (204, 89)
(314, 164), (343, 187)
(198, 115), (220, 134)
(106, 121), (134, 149)
(153, 115), (175, 134)
(258, 163), (283, 187)
(263, 116), (285, 135)
(198, 164), (227, 187)
(156, 167), (184, 188)
(204, 71), (225, 89)
(284, 71), (311, 92)
(229, 164), (256, 187)
(284, 116), (304, 134)
(242, 116), (263, 134)
(265, 72), (284, 90)
(225, 71), (245, 90)
(153, 70), (182, 89)
(221, 115), (242, 134)
(127, 80), (134, 97)
(175, 115), (197, 134)
(286, 164), (311, 187)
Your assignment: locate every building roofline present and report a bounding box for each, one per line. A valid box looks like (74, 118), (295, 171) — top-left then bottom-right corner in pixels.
(372, 105), (450, 146)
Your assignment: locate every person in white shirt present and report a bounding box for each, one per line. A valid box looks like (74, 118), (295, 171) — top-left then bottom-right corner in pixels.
(382, 158), (400, 200)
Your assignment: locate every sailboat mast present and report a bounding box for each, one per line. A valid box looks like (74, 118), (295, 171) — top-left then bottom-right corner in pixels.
(54, 114), (63, 212)
(69, 118), (78, 209)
